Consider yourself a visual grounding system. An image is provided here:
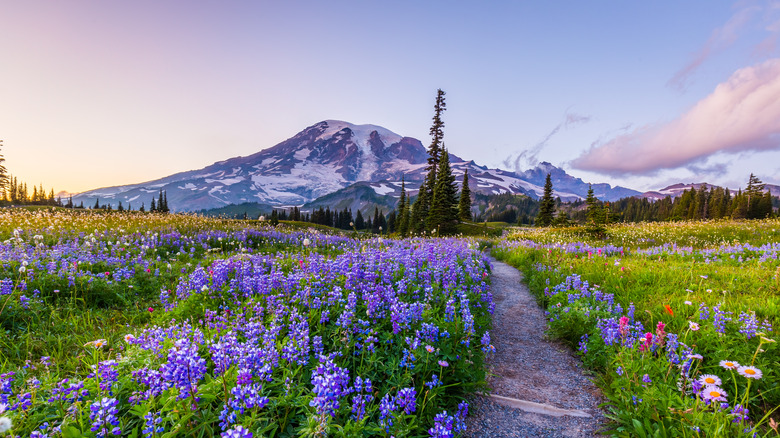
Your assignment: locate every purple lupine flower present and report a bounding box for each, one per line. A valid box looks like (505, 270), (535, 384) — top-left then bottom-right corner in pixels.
(426, 374), (442, 389)
(578, 334), (589, 355)
(160, 339), (207, 401)
(738, 311), (759, 339)
(480, 331), (495, 353)
(89, 397), (121, 438)
(309, 355), (350, 418)
(96, 360), (119, 394)
(396, 387), (417, 415)
(221, 425), (253, 438)
(142, 411), (164, 438)
(379, 393), (397, 432)
(730, 404), (750, 423)
(429, 410), (455, 438)
(712, 305), (732, 334)
(350, 377), (373, 421)
(699, 303), (710, 320)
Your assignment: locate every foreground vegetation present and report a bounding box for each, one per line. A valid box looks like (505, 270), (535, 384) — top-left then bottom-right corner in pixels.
(0, 210), (494, 437)
(495, 219), (780, 437)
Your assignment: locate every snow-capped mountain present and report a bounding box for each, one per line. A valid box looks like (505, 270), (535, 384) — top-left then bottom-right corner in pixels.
(71, 120), (639, 212)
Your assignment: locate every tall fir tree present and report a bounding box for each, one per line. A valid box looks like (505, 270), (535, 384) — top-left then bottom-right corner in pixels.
(585, 184), (606, 237)
(425, 89), (447, 193)
(535, 173), (555, 227)
(412, 89), (446, 232)
(162, 190), (169, 213)
(427, 149), (458, 234)
(458, 169), (472, 221)
(745, 173), (766, 219)
(395, 176), (407, 232)
(150, 198), (156, 212)
(355, 209), (365, 230)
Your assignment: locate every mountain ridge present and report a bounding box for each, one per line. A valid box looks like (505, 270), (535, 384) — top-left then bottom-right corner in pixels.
(72, 119), (750, 212)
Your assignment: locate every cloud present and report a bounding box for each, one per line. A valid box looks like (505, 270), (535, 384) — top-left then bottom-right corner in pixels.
(668, 5), (760, 92)
(572, 58), (780, 176)
(502, 111), (590, 172)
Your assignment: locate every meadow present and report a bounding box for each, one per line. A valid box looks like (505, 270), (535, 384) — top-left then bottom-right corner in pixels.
(0, 210), (494, 437)
(494, 220), (780, 437)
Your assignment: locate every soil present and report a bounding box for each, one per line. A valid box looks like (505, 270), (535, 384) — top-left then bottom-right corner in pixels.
(465, 258), (607, 438)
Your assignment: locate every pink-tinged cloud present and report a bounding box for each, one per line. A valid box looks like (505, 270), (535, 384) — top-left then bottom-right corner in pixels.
(572, 58), (780, 176)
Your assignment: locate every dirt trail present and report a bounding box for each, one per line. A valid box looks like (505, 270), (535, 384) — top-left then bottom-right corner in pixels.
(465, 258), (605, 438)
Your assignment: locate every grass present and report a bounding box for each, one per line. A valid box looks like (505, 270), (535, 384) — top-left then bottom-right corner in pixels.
(494, 219), (780, 437)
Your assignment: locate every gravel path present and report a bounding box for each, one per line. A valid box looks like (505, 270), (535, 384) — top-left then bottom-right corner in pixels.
(465, 258), (606, 438)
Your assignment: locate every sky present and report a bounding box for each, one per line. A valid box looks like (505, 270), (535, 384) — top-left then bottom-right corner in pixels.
(2, 0), (780, 194)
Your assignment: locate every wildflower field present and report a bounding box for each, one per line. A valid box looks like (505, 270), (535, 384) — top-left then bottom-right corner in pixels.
(495, 220), (780, 437)
(0, 210), (494, 437)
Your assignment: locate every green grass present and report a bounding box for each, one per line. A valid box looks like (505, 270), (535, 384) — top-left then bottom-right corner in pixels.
(494, 219), (780, 437)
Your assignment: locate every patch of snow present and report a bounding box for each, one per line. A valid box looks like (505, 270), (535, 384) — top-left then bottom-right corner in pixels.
(127, 195), (140, 203)
(178, 183), (198, 191)
(372, 183), (395, 196)
(205, 177), (244, 186)
(293, 148), (311, 160)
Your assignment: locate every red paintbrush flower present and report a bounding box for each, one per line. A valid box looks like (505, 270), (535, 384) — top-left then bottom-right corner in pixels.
(664, 304), (673, 316)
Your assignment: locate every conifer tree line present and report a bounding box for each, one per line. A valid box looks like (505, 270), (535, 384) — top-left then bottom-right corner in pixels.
(0, 141), (61, 207)
(86, 190), (170, 213)
(268, 205), (392, 233)
(528, 172), (778, 228)
(0, 175), (60, 206)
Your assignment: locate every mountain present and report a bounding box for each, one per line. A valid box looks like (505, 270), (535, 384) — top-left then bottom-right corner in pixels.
(71, 120), (640, 212)
(517, 161), (640, 201)
(640, 182), (780, 200)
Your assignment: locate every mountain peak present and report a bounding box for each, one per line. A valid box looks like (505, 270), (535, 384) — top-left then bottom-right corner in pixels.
(70, 120), (640, 211)
(315, 120), (404, 146)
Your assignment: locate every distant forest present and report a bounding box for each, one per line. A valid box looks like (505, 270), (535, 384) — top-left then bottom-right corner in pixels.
(476, 176), (778, 225)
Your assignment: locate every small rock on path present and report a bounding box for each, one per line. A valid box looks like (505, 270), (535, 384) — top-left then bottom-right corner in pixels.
(465, 258), (606, 438)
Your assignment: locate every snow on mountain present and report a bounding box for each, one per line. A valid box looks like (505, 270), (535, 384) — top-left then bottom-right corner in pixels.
(71, 120), (640, 212)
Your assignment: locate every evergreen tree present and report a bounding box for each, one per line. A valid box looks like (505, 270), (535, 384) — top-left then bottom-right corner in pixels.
(585, 184), (606, 237)
(378, 210), (387, 233)
(150, 198), (156, 212)
(395, 176), (407, 231)
(427, 149), (459, 234)
(387, 211), (396, 234)
(425, 89), (447, 194)
(535, 173), (555, 227)
(79, 201), (85, 209)
(458, 169), (472, 221)
(398, 178), (411, 236)
(162, 191), (169, 213)
(94, 198), (100, 210)
(117, 201), (124, 211)
(372, 207), (381, 233)
(412, 89), (447, 232)
(355, 210), (365, 230)
(410, 189), (428, 233)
